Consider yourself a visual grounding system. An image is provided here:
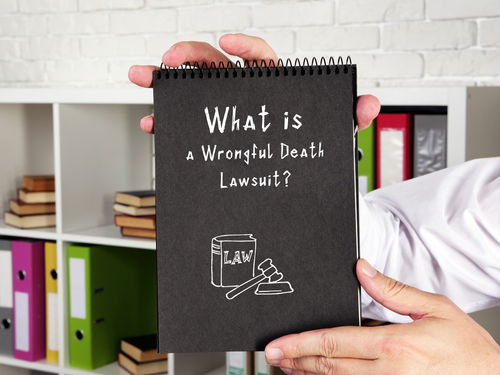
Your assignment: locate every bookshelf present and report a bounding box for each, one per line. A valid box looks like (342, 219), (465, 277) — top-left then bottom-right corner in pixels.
(0, 86), (499, 375)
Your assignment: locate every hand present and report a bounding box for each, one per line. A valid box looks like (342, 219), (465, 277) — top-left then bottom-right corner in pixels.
(265, 259), (500, 375)
(128, 33), (380, 134)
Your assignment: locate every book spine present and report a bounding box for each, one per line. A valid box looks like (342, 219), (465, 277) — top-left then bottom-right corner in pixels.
(12, 240), (46, 361)
(211, 238), (222, 287)
(45, 242), (58, 363)
(68, 245), (93, 369)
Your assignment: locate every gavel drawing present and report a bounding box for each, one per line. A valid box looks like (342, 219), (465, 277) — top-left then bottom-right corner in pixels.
(226, 258), (283, 300)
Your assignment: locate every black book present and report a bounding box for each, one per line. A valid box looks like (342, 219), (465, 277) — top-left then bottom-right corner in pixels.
(153, 59), (361, 352)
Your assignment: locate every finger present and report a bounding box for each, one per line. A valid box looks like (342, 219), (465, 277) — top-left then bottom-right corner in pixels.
(356, 95), (380, 131)
(279, 356), (377, 375)
(219, 33), (279, 65)
(357, 259), (447, 320)
(128, 65), (160, 88)
(162, 41), (232, 67)
(140, 114), (154, 134)
(265, 327), (380, 364)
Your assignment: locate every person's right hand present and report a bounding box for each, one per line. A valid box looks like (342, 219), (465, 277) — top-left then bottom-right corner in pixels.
(128, 33), (380, 134)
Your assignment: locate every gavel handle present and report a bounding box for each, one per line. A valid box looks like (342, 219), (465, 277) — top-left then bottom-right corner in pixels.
(226, 273), (268, 300)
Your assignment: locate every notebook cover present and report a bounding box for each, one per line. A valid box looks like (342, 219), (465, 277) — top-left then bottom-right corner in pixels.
(154, 61), (360, 352)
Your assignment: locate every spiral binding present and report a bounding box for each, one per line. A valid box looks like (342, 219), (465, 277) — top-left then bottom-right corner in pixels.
(156, 57), (353, 79)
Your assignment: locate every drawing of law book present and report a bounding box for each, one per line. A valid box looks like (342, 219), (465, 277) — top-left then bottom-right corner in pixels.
(0, 238), (13, 356)
(44, 241), (58, 363)
(12, 239), (46, 361)
(68, 244), (156, 370)
(413, 114), (447, 177)
(211, 234), (257, 288)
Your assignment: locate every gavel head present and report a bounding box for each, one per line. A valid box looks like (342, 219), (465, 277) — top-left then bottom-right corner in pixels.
(258, 258), (273, 272)
(258, 258), (280, 278)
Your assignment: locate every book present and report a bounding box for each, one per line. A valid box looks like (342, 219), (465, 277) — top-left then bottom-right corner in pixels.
(23, 175), (55, 192)
(121, 227), (156, 239)
(115, 190), (155, 207)
(120, 334), (168, 363)
(44, 242), (58, 363)
(113, 203), (156, 217)
(118, 352), (168, 375)
(10, 199), (56, 216)
(67, 244), (156, 370)
(413, 114), (447, 177)
(114, 214), (156, 230)
(18, 188), (55, 204)
(376, 113), (413, 188)
(153, 59), (360, 352)
(4, 212), (56, 229)
(0, 238), (13, 356)
(12, 239), (46, 361)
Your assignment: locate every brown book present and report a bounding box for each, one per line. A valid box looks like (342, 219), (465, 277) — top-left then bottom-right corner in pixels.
(121, 334), (168, 363)
(18, 188), (55, 204)
(115, 190), (155, 207)
(115, 215), (156, 230)
(4, 211), (56, 229)
(121, 227), (156, 239)
(118, 352), (167, 375)
(23, 175), (55, 192)
(10, 199), (56, 216)
(113, 203), (156, 217)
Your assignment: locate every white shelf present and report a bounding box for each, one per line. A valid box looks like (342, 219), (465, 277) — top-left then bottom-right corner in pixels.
(0, 221), (58, 241)
(63, 225), (156, 250)
(1, 87), (499, 375)
(0, 355), (61, 374)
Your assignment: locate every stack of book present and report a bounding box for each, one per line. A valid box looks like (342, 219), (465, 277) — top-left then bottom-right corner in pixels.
(4, 175), (56, 229)
(113, 190), (156, 239)
(118, 334), (168, 375)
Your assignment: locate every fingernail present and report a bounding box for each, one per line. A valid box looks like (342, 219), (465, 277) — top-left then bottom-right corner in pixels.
(280, 368), (293, 375)
(265, 347), (283, 365)
(167, 45), (176, 51)
(361, 259), (377, 278)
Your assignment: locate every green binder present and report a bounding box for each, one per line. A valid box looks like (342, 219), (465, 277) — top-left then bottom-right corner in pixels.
(67, 244), (156, 370)
(358, 120), (376, 194)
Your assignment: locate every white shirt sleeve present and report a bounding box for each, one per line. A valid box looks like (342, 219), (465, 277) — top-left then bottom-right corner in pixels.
(360, 157), (500, 323)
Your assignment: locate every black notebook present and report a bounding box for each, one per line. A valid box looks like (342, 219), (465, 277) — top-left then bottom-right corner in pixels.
(153, 59), (360, 353)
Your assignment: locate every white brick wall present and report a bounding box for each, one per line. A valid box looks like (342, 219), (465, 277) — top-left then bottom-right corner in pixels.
(0, 0), (498, 87)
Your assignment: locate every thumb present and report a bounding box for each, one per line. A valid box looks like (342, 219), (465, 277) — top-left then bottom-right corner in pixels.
(357, 258), (445, 321)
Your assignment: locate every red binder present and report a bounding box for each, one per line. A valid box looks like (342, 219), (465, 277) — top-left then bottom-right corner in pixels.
(12, 239), (46, 361)
(376, 113), (412, 188)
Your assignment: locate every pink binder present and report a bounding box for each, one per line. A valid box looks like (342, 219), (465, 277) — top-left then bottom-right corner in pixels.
(12, 239), (46, 361)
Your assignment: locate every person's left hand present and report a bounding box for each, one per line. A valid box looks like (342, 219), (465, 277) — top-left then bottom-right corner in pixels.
(265, 259), (500, 375)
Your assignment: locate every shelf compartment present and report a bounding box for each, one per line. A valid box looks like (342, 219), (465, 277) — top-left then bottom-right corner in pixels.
(0, 104), (55, 233)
